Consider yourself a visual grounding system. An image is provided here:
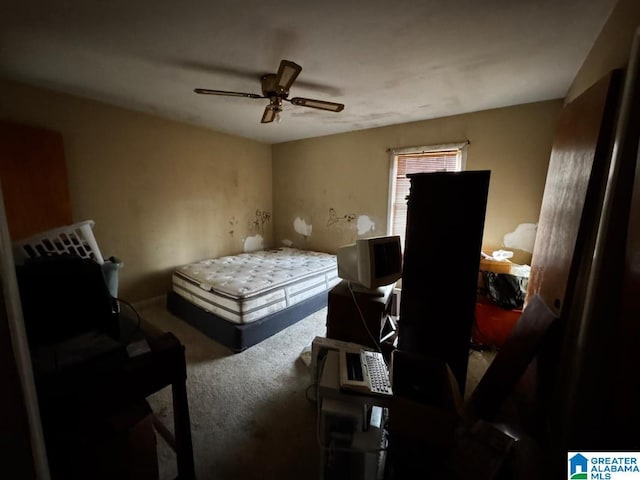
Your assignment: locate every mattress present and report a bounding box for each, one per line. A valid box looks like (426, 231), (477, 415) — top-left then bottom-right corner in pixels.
(172, 247), (339, 324)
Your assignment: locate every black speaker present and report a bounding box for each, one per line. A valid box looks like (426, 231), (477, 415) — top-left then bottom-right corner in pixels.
(398, 171), (490, 394)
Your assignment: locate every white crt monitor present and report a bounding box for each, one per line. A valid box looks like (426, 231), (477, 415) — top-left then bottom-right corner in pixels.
(337, 235), (402, 290)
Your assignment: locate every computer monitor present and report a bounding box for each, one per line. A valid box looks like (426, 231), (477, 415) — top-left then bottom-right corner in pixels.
(337, 235), (402, 293)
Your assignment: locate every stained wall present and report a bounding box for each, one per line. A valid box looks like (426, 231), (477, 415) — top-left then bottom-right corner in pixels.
(0, 78), (272, 301)
(273, 100), (562, 257)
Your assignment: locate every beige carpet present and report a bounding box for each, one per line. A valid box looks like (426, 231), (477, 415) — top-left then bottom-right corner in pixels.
(135, 298), (494, 480)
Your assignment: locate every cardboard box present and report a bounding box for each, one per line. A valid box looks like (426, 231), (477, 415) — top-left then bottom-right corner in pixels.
(480, 257), (515, 275)
(481, 246), (532, 266)
(480, 246), (532, 275)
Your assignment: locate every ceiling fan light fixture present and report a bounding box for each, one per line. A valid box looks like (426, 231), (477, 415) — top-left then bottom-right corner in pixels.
(261, 100), (283, 123)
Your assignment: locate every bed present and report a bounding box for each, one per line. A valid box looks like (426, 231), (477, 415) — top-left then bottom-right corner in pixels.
(166, 247), (339, 352)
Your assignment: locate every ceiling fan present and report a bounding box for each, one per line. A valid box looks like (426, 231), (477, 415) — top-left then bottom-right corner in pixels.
(194, 59), (345, 123)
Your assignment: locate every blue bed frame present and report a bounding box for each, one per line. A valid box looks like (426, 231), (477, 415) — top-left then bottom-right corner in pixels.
(166, 290), (328, 352)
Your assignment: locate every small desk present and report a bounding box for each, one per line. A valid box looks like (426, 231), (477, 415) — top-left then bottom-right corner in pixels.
(326, 281), (396, 350)
(33, 317), (195, 480)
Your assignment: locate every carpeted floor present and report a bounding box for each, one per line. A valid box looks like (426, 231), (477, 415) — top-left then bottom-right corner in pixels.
(136, 298), (494, 480)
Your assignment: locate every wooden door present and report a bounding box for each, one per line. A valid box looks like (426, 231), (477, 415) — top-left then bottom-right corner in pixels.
(0, 121), (73, 240)
(526, 71), (622, 315)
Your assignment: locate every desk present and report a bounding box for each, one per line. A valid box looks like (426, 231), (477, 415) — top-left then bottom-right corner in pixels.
(32, 317), (195, 480)
(317, 350), (388, 480)
(326, 281), (396, 351)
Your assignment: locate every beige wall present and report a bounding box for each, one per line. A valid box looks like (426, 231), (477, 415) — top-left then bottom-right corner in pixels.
(567, 0), (640, 102)
(273, 100), (562, 256)
(0, 78), (272, 301)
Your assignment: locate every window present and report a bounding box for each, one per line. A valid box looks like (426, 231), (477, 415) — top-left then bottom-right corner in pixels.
(388, 142), (467, 247)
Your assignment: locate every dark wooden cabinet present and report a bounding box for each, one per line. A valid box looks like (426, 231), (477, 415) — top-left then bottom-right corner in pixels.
(397, 171), (490, 395)
(326, 280), (395, 350)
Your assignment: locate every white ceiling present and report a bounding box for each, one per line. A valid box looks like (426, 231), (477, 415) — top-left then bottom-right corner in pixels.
(0, 0), (617, 144)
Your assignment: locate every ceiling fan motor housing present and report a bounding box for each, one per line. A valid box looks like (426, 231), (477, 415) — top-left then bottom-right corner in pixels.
(262, 74), (287, 98)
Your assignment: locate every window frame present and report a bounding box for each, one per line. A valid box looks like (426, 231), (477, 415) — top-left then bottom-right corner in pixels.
(386, 141), (469, 240)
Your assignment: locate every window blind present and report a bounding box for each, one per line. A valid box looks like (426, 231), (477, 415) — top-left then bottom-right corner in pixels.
(392, 151), (460, 245)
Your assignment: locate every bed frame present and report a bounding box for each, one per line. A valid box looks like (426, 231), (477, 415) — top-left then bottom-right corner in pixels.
(166, 289), (328, 352)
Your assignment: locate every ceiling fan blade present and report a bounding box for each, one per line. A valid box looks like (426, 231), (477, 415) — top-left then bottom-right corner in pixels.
(289, 97), (345, 112)
(261, 106), (276, 123)
(194, 88), (263, 99)
(275, 60), (302, 90)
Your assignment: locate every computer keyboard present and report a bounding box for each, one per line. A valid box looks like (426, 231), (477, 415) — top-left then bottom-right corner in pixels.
(362, 350), (393, 395)
(340, 349), (392, 397)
